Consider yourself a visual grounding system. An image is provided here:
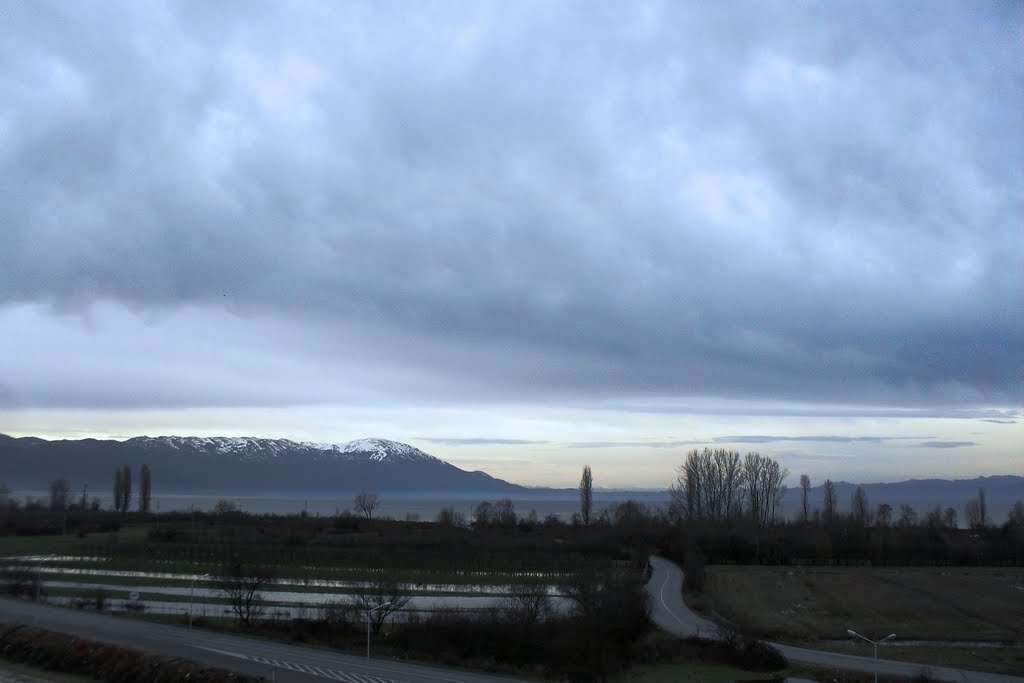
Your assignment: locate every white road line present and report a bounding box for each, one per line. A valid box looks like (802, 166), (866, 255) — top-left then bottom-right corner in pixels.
(657, 563), (683, 625)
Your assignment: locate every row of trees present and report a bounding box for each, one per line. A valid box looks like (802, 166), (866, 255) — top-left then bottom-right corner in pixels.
(808, 479), (1002, 532)
(659, 451), (1015, 533)
(22, 465), (154, 517)
(112, 464), (151, 514)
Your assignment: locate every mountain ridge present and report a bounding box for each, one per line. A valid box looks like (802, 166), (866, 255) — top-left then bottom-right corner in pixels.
(0, 433), (522, 495)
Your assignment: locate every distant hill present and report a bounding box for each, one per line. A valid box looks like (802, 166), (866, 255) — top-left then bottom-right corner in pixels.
(0, 434), (527, 496)
(781, 475), (1024, 522)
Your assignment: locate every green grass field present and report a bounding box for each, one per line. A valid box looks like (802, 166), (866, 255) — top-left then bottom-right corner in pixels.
(700, 564), (1024, 643)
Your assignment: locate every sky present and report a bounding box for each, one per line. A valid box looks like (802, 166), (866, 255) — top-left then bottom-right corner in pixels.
(1, 2), (1021, 488)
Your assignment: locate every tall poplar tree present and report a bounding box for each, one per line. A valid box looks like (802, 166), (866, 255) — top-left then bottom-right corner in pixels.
(579, 465), (593, 526)
(139, 464), (151, 513)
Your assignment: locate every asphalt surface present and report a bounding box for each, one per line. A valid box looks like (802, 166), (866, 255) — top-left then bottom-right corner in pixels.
(645, 555), (1024, 683)
(0, 597), (531, 683)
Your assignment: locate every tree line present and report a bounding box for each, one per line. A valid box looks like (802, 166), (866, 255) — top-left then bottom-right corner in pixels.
(0, 463), (154, 515)
(111, 463), (151, 513)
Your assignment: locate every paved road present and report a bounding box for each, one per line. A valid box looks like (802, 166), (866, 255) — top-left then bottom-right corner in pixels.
(645, 556), (1024, 683)
(0, 597), (531, 683)
(647, 556), (719, 638)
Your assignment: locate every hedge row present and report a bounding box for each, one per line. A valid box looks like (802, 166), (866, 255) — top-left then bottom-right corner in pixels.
(0, 623), (261, 682)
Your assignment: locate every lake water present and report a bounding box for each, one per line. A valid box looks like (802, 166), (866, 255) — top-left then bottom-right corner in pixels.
(147, 493), (670, 521)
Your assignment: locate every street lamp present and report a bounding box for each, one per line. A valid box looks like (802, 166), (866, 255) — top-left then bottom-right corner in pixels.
(189, 573), (211, 632)
(847, 628), (896, 683)
(364, 602), (393, 662)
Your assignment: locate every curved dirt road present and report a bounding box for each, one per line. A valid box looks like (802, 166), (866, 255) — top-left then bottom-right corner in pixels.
(645, 555), (1023, 683)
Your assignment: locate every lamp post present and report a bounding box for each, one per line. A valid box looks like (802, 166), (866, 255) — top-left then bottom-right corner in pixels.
(189, 573), (210, 632)
(364, 602), (393, 662)
(847, 629), (895, 683)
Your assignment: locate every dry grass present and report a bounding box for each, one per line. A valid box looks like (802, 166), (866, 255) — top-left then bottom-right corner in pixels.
(795, 642), (1024, 677)
(702, 565), (1024, 643)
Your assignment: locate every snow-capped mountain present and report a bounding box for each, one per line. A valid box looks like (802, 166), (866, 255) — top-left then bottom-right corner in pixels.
(0, 433), (521, 495)
(122, 435), (439, 464)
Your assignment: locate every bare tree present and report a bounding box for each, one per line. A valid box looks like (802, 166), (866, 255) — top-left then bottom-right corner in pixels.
(351, 578), (411, 635)
(139, 464), (151, 513)
(800, 474), (811, 523)
(965, 488), (991, 530)
(494, 498), (517, 527)
(743, 453), (788, 525)
(216, 554), (277, 625)
(670, 448), (746, 523)
(942, 507), (958, 529)
(850, 486), (870, 527)
(876, 503), (893, 528)
(923, 506), (944, 529)
(1007, 500), (1024, 527)
(822, 479), (837, 525)
(965, 499), (982, 529)
(474, 500), (494, 526)
(354, 492), (380, 520)
(435, 506), (466, 527)
(898, 504), (918, 528)
(48, 478), (70, 511)
(579, 464), (593, 526)
(500, 580), (551, 623)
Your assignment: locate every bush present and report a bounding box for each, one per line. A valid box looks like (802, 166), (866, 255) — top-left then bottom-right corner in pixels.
(635, 634), (788, 673)
(0, 623), (259, 681)
(0, 565), (40, 598)
(740, 638), (788, 671)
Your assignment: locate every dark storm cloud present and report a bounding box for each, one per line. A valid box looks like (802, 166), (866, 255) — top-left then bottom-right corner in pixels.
(1, 2), (1020, 409)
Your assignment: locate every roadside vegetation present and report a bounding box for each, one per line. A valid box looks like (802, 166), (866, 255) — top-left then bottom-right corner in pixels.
(0, 622), (258, 682)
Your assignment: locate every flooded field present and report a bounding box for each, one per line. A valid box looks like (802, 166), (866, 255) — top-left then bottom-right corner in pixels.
(6, 557), (571, 619)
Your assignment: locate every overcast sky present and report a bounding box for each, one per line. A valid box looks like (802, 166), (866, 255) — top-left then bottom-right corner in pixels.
(1, 2), (1021, 488)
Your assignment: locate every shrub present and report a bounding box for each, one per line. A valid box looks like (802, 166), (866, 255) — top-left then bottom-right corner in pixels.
(740, 638), (788, 671)
(0, 623), (259, 681)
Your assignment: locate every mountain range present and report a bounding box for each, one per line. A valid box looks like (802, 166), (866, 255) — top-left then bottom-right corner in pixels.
(0, 434), (526, 495)
(1, 434), (1020, 517)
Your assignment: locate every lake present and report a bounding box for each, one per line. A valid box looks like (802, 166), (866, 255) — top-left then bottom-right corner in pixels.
(148, 493), (670, 521)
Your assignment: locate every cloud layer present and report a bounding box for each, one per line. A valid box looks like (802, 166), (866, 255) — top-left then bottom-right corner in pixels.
(1, 2), (1021, 414)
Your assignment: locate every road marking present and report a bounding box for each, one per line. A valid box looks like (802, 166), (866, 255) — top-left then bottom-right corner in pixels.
(195, 645), (404, 683)
(657, 561), (684, 626)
